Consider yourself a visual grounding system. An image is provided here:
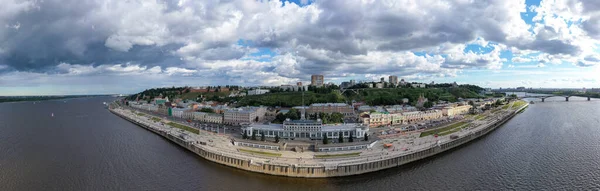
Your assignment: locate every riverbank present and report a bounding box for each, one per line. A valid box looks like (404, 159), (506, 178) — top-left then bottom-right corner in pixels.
(109, 102), (528, 178)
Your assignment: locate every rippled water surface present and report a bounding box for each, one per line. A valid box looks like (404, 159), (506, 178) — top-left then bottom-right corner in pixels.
(1, 96), (599, 190)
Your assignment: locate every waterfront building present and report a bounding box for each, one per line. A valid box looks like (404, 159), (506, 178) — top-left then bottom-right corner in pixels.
(247, 89), (269, 95)
(389, 75), (398, 86)
(223, 106), (267, 125)
(311, 74), (324, 87)
(384, 105), (417, 113)
(154, 98), (166, 105)
(442, 105), (472, 117)
(376, 83), (384, 89)
(307, 103), (355, 117)
(401, 110), (443, 124)
(193, 112), (224, 124)
(360, 112), (390, 127)
(360, 110), (443, 127)
(400, 79), (407, 86)
(171, 108), (186, 118)
(360, 112), (405, 127)
(296, 82), (303, 86)
(242, 118), (368, 139)
(402, 98), (409, 104)
(129, 102), (158, 112)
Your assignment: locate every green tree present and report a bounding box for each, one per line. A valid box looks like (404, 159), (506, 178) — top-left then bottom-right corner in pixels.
(364, 133), (369, 141)
(330, 112), (344, 124)
(323, 134), (329, 144)
(200, 108), (214, 113)
(251, 131), (256, 140)
(495, 99), (503, 106)
(338, 132), (344, 143)
(423, 101), (434, 108)
(261, 132), (266, 141)
(285, 108), (301, 120)
(243, 131), (248, 139)
(275, 134), (280, 143)
(274, 113), (287, 123)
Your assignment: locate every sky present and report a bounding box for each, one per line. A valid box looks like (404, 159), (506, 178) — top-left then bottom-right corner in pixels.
(1, 0), (600, 95)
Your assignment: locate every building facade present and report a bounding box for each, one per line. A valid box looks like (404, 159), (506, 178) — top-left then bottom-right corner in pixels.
(360, 110), (443, 127)
(307, 103), (355, 117)
(242, 119), (369, 139)
(311, 75), (324, 87)
(193, 112), (224, 124)
(223, 106), (267, 125)
(389, 75), (398, 86)
(401, 110), (443, 124)
(247, 89), (269, 95)
(442, 105), (472, 117)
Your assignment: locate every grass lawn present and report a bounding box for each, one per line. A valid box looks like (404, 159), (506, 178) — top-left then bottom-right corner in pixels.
(438, 126), (464, 136)
(136, 112), (145, 116)
(474, 115), (485, 120)
(238, 149), (282, 157)
(167, 122), (199, 134)
(151, 117), (161, 122)
(512, 100), (527, 109)
(314, 152), (361, 158)
(502, 104), (510, 109)
(420, 121), (467, 137)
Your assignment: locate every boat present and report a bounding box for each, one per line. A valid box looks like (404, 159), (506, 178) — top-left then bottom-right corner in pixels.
(529, 101), (535, 104)
(51, 113), (54, 117)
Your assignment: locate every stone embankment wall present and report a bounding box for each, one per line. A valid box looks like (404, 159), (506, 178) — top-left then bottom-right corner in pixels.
(110, 104), (526, 178)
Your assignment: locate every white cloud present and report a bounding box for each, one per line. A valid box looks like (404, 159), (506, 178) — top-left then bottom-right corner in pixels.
(1, 0), (600, 94)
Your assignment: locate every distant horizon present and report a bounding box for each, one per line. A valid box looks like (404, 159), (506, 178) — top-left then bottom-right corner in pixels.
(2, 86), (598, 97)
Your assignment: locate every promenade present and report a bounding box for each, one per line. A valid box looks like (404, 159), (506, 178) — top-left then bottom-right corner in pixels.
(109, 101), (528, 178)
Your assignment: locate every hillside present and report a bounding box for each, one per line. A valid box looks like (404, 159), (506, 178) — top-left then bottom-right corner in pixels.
(127, 85), (486, 107)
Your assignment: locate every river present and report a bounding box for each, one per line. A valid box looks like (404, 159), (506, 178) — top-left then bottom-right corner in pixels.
(1, 96), (599, 190)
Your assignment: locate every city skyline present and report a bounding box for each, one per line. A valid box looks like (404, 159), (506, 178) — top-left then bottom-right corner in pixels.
(1, 0), (600, 96)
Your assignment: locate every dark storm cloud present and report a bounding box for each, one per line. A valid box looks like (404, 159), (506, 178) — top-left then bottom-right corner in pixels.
(0, 0), (184, 72)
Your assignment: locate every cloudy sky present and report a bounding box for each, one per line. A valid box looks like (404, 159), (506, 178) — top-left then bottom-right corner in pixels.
(1, 0), (600, 95)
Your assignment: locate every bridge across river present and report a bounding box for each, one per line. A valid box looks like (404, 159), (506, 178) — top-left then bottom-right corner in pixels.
(522, 95), (592, 102)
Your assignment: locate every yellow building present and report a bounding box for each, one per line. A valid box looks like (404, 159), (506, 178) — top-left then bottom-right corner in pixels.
(443, 105), (472, 117)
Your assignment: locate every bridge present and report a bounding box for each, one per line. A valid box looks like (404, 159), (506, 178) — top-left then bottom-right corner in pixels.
(522, 94), (592, 102)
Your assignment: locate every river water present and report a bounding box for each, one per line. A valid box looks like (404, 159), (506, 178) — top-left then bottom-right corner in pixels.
(1, 96), (599, 190)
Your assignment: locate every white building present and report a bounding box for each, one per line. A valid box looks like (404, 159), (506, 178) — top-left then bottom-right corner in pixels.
(247, 89), (270, 95)
(411, 83), (427, 88)
(193, 112), (223, 124)
(242, 119), (369, 139)
(223, 106), (267, 125)
(442, 105), (472, 117)
(280, 85), (307, 92)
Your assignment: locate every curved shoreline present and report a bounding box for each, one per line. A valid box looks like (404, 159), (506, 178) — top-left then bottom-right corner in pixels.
(109, 104), (527, 178)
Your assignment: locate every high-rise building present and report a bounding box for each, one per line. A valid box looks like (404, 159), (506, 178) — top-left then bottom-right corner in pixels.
(311, 75), (324, 87)
(389, 75), (398, 85)
(350, 79), (356, 87)
(380, 77), (385, 83)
